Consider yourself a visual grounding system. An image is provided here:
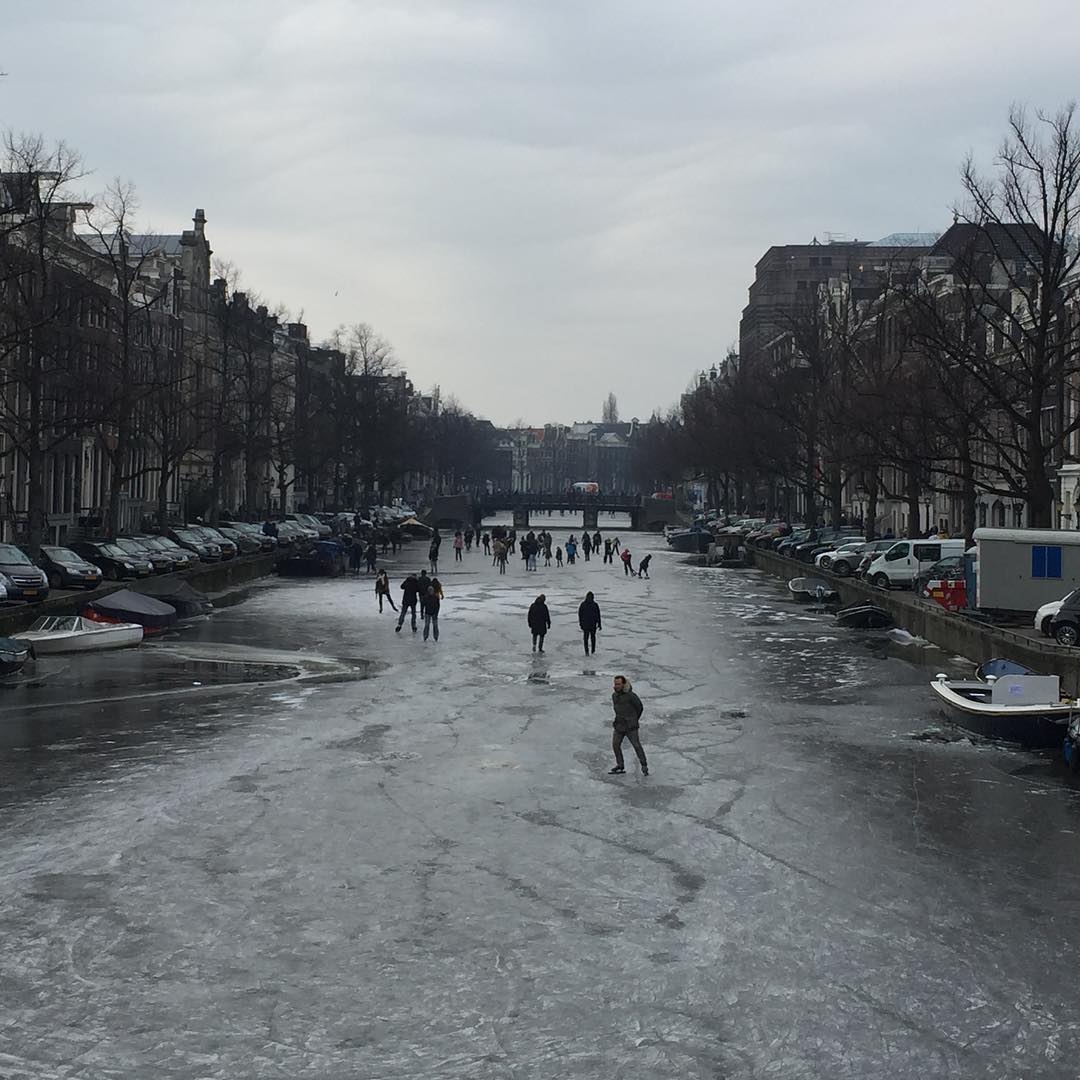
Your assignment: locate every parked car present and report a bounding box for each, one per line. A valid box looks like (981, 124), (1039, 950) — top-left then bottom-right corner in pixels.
(216, 526), (262, 556)
(114, 537), (174, 574)
(1050, 589), (1080, 646)
(148, 535), (200, 566)
(814, 539), (868, 571)
(220, 520), (277, 552)
(276, 520), (313, 544)
(841, 540), (899, 578)
(793, 529), (861, 563)
(33, 545), (103, 590)
(187, 526), (237, 560)
(1036, 595), (1068, 638)
(775, 529), (812, 556)
(286, 512), (330, 539)
(866, 539), (968, 590)
(71, 540), (150, 581)
(0, 543), (50, 601)
(166, 528), (221, 562)
(132, 535), (195, 571)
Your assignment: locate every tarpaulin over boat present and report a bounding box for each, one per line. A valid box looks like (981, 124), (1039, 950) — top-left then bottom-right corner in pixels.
(134, 578), (213, 618)
(86, 588), (177, 630)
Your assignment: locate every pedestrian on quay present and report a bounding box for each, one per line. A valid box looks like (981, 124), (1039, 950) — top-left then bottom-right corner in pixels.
(582, 533), (592, 561)
(366, 540), (379, 574)
(620, 546), (635, 576)
(428, 538), (440, 574)
(638, 553), (652, 579)
(482, 532), (491, 556)
(578, 590), (601, 655)
(603, 538), (613, 564)
(349, 536), (363, 576)
(609, 674), (648, 776)
(423, 586), (441, 642)
(396, 571), (421, 633)
(556, 546), (564, 567)
(375, 569), (397, 613)
(528, 593), (551, 652)
(453, 531), (464, 562)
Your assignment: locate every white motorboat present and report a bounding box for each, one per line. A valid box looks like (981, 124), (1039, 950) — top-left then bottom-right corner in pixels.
(14, 615), (144, 655)
(929, 672), (1076, 748)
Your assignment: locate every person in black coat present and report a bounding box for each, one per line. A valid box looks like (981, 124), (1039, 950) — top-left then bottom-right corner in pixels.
(528, 594), (551, 652)
(396, 573), (421, 633)
(578, 591), (602, 655)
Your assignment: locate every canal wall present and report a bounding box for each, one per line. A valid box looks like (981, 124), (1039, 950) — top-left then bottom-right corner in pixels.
(748, 546), (1080, 695)
(0, 553), (277, 636)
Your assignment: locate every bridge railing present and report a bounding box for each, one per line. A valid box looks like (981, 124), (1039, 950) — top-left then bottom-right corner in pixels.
(479, 493), (643, 510)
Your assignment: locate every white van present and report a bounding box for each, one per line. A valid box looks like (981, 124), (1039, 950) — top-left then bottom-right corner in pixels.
(866, 538), (967, 590)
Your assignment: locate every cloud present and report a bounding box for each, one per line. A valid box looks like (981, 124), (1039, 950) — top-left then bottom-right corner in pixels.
(3, 0), (1080, 422)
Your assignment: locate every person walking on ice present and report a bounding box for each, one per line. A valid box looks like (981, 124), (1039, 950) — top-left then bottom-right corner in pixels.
(528, 593), (551, 652)
(638, 553), (651, 579)
(620, 546), (636, 576)
(423, 586), (441, 642)
(375, 569), (397, 613)
(578, 590), (601, 655)
(609, 674), (648, 776)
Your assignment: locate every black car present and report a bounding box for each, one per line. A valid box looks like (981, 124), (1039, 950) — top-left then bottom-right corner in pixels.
(114, 537), (174, 574)
(166, 528), (221, 562)
(71, 540), (150, 581)
(133, 535), (195, 572)
(189, 525), (237, 560)
(33, 545), (103, 590)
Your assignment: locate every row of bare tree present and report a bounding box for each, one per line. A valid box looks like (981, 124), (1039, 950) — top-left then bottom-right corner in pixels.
(637, 104), (1080, 539)
(0, 133), (497, 553)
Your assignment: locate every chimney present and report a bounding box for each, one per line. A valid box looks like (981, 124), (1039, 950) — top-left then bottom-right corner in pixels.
(193, 208), (206, 236)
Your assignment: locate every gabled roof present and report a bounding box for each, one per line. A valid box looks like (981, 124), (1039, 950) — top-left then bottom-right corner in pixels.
(930, 222), (1046, 265)
(78, 233), (184, 257)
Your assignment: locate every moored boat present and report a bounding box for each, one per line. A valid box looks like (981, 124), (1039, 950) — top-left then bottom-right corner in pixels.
(929, 671), (1076, 748)
(84, 589), (177, 634)
(667, 525), (712, 554)
(835, 600), (893, 629)
(14, 615), (143, 654)
(788, 576), (837, 601)
(0, 636), (30, 676)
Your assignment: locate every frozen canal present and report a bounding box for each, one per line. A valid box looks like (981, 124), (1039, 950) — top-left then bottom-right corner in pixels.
(2, 523), (1080, 1077)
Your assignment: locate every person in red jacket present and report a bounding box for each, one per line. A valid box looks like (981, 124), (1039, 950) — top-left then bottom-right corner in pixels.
(620, 546), (635, 577)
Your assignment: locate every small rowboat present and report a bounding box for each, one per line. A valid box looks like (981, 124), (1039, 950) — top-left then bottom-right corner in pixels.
(929, 671), (1077, 748)
(835, 600), (893, 629)
(788, 577), (837, 601)
(15, 615), (144, 654)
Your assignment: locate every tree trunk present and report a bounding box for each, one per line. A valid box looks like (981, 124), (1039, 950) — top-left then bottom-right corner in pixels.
(157, 468), (172, 532)
(960, 442), (977, 544)
(865, 469), (879, 540)
(1026, 463), (1054, 528)
(906, 466), (922, 539)
(803, 447), (818, 528)
(25, 443), (46, 556)
(828, 462), (843, 528)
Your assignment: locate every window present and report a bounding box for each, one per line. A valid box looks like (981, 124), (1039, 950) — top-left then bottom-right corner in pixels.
(913, 544), (941, 562)
(978, 503), (987, 528)
(809, 256), (819, 268)
(796, 280), (807, 290)
(821, 256), (832, 267)
(884, 543), (908, 561)
(1032, 545), (1062, 579)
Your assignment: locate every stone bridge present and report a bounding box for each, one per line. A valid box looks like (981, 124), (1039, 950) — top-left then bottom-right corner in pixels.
(428, 493), (683, 531)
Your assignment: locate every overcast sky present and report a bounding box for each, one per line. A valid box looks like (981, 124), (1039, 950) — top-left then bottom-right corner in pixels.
(4, 1), (1080, 425)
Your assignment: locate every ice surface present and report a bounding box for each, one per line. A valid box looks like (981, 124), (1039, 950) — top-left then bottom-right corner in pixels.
(0, 530), (1078, 1077)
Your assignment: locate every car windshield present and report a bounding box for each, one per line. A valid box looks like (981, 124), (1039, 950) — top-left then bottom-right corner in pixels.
(0, 544), (32, 565)
(100, 544), (128, 558)
(174, 530), (198, 541)
(115, 539), (144, 552)
(42, 546), (83, 563)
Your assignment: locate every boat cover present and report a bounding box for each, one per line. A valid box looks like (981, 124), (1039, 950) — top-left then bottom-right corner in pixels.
(975, 657), (1041, 680)
(87, 589), (177, 628)
(134, 578), (213, 617)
